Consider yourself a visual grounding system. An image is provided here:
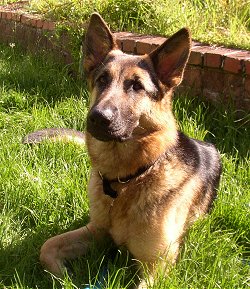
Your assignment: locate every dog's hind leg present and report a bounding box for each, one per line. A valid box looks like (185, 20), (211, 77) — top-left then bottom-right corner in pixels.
(40, 223), (107, 277)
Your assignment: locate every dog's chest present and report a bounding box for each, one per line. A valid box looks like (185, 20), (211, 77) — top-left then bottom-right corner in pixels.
(90, 173), (172, 257)
(110, 180), (193, 265)
(89, 172), (163, 231)
(88, 163), (194, 261)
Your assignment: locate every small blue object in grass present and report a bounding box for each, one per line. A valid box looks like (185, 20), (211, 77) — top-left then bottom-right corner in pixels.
(83, 285), (101, 289)
(83, 263), (108, 289)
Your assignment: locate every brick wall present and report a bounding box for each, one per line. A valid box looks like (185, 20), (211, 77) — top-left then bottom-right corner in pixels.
(0, 6), (74, 67)
(0, 5), (250, 110)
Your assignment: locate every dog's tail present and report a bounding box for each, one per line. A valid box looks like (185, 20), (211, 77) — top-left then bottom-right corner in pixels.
(22, 128), (85, 145)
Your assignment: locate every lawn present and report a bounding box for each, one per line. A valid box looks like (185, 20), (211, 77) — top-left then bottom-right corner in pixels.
(26, 0), (250, 50)
(0, 44), (249, 289)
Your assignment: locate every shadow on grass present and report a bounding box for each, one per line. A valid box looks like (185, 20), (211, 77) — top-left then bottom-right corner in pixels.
(0, 219), (137, 289)
(174, 92), (250, 159)
(0, 44), (86, 107)
(0, 218), (80, 288)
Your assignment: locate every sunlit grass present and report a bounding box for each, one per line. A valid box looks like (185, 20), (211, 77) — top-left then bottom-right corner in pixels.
(26, 0), (250, 50)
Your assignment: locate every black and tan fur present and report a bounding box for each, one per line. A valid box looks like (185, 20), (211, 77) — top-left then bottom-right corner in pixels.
(25, 13), (221, 288)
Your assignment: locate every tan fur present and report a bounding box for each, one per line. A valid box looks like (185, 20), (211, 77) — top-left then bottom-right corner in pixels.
(38, 13), (221, 289)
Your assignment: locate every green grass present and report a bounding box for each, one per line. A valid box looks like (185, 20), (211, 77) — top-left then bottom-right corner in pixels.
(0, 44), (249, 289)
(26, 0), (250, 50)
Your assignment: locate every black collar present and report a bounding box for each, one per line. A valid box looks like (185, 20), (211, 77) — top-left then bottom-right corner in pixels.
(98, 153), (164, 198)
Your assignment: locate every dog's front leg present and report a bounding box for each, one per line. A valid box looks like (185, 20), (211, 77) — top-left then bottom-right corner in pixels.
(137, 276), (154, 289)
(40, 223), (106, 277)
(137, 257), (174, 289)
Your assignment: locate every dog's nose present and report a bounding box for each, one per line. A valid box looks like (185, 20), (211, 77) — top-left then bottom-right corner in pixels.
(88, 107), (114, 127)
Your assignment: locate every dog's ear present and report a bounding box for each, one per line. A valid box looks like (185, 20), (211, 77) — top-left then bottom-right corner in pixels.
(84, 13), (116, 74)
(149, 28), (191, 88)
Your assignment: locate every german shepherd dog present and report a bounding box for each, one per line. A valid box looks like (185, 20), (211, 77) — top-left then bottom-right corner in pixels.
(24, 13), (221, 288)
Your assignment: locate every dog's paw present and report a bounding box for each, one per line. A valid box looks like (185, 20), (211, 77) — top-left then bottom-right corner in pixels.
(63, 261), (74, 278)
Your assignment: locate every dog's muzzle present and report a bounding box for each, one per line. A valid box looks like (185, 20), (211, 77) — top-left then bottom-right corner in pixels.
(87, 106), (125, 142)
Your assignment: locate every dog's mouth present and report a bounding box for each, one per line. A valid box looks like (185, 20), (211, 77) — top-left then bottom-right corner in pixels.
(87, 123), (134, 142)
(92, 131), (131, 142)
(87, 124), (152, 143)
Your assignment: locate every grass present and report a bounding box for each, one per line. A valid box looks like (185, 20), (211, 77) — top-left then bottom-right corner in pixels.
(25, 0), (250, 50)
(0, 43), (249, 289)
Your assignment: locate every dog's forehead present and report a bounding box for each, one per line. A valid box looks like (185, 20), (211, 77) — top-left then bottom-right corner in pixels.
(103, 50), (153, 78)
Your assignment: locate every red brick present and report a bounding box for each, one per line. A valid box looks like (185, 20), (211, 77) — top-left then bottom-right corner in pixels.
(136, 39), (152, 55)
(203, 46), (233, 68)
(15, 24), (26, 46)
(114, 32), (165, 54)
(26, 28), (38, 51)
(223, 58), (242, 74)
(231, 51), (250, 58)
(36, 19), (44, 29)
(189, 50), (203, 65)
(6, 12), (13, 20)
(190, 44), (234, 67)
(189, 44), (215, 66)
(42, 20), (49, 30)
(145, 36), (163, 44)
(244, 59), (250, 76)
(114, 31), (136, 40)
(141, 36), (165, 53)
(4, 23), (13, 36)
(233, 75), (250, 111)
(151, 38), (165, 50)
(21, 14), (31, 25)
(202, 68), (226, 102)
(223, 51), (250, 74)
(0, 22), (6, 42)
(204, 53), (222, 68)
(244, 76), (250, 94)
(224, 73), (243, 93)
(243, 77), (250, 110)
(20, 14), (41, 27)
(42, 20), (55, 31)
(123, 39), (135, 54)
(12, 13), (21, 22)
(30, 18), (37, 27)
(116, 38), (122, 50)
(181, 66), (202, 95)
(191, 43), (214, 52)
(114, 32), (138, 53)
(1, 11), (7, 19)
(183, 66), (201, 87)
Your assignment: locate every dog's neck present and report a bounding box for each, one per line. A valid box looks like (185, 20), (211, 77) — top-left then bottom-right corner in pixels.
(86, 127), (178, 180)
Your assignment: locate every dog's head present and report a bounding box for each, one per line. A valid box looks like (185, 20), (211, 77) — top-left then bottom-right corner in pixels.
(84, 13), (191, 142)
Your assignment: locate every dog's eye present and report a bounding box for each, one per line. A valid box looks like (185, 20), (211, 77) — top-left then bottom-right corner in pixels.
(132, 81), (144, 91)
(97, 73), (109, 86)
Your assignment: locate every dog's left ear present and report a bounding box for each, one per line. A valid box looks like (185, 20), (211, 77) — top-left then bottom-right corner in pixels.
(149, 28), (191, 88)
(84, 13), (116, 74)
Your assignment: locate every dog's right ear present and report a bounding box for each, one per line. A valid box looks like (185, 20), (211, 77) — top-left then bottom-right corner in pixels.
(149, 28), (191, 88)
(83, 13), (116, 74)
